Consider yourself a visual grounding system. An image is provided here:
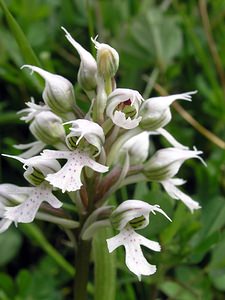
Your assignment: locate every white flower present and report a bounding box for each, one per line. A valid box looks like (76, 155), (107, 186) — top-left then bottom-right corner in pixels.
(143, 148), (205, 212)
(106, 88), (144, 129)
(62, 27), (97, 92)
(91, 36), (119, 77)
(18, 98), (49, 123)
(4, 182), (62, 224)
(64, 119), (105, 156)
(140, 91), (196, 130)
(21, 65), (75, 117)
(41, 149), (109, 193)
(107, 200), (171, 280)
(2, 154), (61, 186)
(118, 131), (150, 165)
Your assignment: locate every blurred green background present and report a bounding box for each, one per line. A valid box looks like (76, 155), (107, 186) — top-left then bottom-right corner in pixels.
(0, 0), (225, 299)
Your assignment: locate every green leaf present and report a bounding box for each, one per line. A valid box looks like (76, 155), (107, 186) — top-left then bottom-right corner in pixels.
(93, 227), (116, 300)
(0, 273), (14, 298)
(16, 270), (31, 298)
(0, 0), (41, 67)
(20, 223), (75, 277)
(0, 228), (22, 266)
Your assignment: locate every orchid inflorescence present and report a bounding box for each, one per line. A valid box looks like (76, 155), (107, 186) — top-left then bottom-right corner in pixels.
(0, 27), (204, 281)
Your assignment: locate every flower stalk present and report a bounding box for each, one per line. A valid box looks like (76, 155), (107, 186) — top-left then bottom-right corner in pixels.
(0, 26), (205, 300)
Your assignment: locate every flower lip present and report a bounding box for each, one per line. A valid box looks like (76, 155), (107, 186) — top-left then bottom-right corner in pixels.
(41, 149), (109, 193)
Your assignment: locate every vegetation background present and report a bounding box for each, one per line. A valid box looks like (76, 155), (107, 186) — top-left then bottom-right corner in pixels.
(0, 0), (225, 299)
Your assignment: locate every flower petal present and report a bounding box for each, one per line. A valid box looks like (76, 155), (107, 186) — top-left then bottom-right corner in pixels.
(161, 179), (201, 212)
(42, 150), (108, 193)
(4, 183), (62, 223)
(14, 141), (46, 158)
(156, 128), (189, 149)
(107, 226), (158, 280)
(113, 111), (142, 129)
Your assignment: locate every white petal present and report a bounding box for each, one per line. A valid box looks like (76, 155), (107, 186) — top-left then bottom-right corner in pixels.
(43, 150), (108, 193)
(156, 128), (189, 149)
(14, 141), (46, 158)
(113, 111), (142, 129)
(4, 183), (62, 223)
(138, 234), (161, 252)
(46, 159), (83, 193)
(147, 91), (196, 110)
(106, 231), (124, 252)
(161, 179), (201, 212)
(124, 242), (156, 281)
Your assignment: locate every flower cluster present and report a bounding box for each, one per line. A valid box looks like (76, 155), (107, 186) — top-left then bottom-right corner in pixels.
(0, 28), (204, 280)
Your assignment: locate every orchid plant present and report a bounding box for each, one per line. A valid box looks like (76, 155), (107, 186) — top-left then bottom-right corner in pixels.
(1, 27), (204, 300)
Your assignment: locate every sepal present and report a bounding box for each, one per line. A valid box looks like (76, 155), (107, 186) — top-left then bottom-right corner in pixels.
(62, 27), (97, 92)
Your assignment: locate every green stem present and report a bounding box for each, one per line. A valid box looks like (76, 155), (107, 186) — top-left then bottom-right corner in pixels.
(74, 177), (95, 300)
(93, 227), (116, 300)
(74, 239), (92, 300)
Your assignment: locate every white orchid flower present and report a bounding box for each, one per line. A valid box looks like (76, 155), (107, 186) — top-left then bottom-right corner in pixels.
(41, 149), (109, 193)
(21, 65), (75, 117)
(64, 119), (105, 156)
(140, 91), (196, 131)
(106, 88), (144, 129)
(18, 98), (49, 123)
(62, 27), (97, 92)
(143, 148), (205, 212)
(3, 182), (62, 224)
(107, 200), (171, 280)
(91, 36), (119, 78)
(2, 154), (61, 186)
(118, 131), (150, 165)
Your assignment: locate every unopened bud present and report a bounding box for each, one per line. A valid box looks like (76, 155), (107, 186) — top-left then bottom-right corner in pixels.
(22, 65), (76, 118)
(118, 132), (150, 165)
(30, 111), (65, 145)
(140, 92), (196, 130)
(62, 27), (97, 92)
(143, 148), (204, 181)
(92, 37), (119, 78)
